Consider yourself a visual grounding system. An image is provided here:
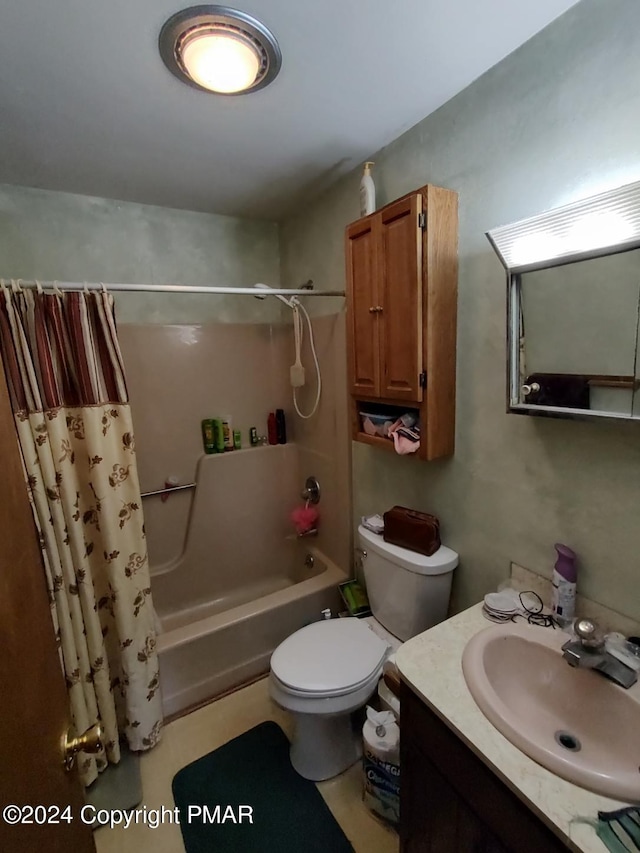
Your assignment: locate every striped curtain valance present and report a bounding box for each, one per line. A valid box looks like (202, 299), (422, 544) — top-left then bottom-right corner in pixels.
(0, 288), (129, 413)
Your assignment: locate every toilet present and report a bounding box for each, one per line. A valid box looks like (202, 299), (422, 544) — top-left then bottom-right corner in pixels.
(269, 524), (459, 780)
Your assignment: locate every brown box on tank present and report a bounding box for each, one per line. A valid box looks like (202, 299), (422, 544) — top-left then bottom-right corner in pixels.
(382, 506), (441, 557)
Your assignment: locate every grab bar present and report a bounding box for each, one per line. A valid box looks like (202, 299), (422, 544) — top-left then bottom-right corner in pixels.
(141, 483), (196, 499)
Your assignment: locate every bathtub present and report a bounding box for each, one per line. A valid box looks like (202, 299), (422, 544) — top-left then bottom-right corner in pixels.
(150, 446), (346, 717)
(156, 546), (345, 717)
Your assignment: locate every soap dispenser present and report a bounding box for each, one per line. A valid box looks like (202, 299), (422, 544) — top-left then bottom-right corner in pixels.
(360, 162), (376, 216)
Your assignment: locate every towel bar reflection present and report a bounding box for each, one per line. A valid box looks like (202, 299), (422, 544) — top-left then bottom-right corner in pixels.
(141, 483), (196, 499)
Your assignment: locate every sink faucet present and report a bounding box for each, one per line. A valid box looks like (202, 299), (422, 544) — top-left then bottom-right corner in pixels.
(561, 618), (637, 689)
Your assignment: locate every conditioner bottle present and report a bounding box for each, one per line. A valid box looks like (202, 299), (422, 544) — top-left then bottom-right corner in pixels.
(360, 161), (376, 216)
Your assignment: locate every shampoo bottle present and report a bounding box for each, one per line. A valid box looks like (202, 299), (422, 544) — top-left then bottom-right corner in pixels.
(201, 419), (215, 454)
(275, 408), (287, 444)
(359, 161), (376, 216)
(551, 543), (577, 628)
(267, 412), (278, 446)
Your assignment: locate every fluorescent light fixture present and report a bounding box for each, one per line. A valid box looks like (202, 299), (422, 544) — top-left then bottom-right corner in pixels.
(159, 5), (281, 95)
(565, 211), (635, 252)
(487, 179), (640, 271)
(510, 233), (563, 267)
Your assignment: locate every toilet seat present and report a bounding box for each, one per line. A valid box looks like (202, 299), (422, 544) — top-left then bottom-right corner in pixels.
(271, 666), (381, 700)
(270, 617), (390, 697)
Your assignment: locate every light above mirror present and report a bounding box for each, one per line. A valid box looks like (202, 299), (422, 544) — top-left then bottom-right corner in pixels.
(487, 179), (640, 272)
(492, 178), (640, 423)
(159, 6), (281, 96)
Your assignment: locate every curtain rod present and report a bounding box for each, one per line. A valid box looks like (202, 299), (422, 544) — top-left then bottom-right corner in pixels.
(6, 280), (345, 298)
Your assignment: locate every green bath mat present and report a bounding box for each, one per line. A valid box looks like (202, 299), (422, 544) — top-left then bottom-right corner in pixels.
(172, 721), (354, 853)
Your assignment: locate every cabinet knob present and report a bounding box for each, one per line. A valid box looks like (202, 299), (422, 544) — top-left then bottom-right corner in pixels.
(368, 306), (384, 313)
(521, 382), (541, 397)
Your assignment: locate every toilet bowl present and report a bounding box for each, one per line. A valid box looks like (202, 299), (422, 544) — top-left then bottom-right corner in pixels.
(269, 526), (459, 780)
(269, 618), (389, 780)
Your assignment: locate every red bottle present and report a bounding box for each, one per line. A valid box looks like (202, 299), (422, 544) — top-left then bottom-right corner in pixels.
(267, 412), (278, 445)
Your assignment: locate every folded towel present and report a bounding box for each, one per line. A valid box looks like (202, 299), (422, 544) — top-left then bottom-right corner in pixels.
(389, 418), (420, 455)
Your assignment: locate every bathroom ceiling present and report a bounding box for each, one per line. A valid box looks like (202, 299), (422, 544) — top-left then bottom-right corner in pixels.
(0, 0), (579, 220)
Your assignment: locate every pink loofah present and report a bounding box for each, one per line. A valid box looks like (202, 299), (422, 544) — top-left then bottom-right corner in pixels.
(291, 504), (319, 534)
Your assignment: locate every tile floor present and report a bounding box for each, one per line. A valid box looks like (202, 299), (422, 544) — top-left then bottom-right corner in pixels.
(95, 678), (398, 853)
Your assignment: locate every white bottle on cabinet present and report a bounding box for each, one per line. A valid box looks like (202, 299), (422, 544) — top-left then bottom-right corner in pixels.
(359, 161), (376, 216)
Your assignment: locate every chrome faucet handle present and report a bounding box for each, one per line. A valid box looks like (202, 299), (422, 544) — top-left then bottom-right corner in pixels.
(574, 618), (604, 649)
(301, 476), (320, 505)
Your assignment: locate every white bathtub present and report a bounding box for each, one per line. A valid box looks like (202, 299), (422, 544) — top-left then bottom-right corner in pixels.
(156, 546), (344, 717)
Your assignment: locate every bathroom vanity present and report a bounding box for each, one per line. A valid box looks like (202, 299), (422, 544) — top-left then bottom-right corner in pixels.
(396, 605), (632, 853)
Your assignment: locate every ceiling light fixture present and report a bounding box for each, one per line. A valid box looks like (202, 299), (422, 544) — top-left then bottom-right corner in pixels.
(159, 5), (281, 95)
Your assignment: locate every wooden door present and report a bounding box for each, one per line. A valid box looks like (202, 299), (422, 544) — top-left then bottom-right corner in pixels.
(346, 216), (380, 397)
(0, 360), (95, 853)
(379, 194), (423, 401)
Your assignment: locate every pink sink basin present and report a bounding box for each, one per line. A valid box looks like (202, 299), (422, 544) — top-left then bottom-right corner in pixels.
(462, 622), (640, 803)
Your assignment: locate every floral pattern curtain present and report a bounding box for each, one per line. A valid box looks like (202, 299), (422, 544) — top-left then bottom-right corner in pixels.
(0, 285), (162, 786)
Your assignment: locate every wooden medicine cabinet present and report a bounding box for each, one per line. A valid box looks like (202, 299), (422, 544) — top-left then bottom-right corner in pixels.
(345, 184), (458, 460)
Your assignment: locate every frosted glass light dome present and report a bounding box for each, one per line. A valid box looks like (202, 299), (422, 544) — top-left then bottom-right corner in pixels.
(181, 32), (260, 93)
(159, 6), (281, 96)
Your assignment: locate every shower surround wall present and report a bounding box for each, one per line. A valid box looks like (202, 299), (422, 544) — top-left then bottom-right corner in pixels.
(280, 0), (640, 622)
(118, 321), (293, 568)
(118, 315), (350, 574)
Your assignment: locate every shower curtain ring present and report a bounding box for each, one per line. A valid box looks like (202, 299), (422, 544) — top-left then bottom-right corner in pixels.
(53, 281), (64, 297)
(100, 282), (108, 294)
(35, 280), (43, 294)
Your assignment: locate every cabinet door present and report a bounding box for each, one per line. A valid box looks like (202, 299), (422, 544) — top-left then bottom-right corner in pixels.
(379, 194), (423, 401)
(400, 684), (570, 853)
(346, 216), (380, 396)
(401, 740), (510, 853)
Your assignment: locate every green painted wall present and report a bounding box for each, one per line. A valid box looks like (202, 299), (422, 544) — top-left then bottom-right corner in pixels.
(0, 183), (281, 323)
(280, 0), (640, 618)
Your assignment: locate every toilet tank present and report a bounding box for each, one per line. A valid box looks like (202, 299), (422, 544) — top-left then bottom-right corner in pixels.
(358, 525), (458, 642)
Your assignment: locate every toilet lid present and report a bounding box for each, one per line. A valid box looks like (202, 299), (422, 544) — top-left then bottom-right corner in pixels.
(271, 618), (390, 695)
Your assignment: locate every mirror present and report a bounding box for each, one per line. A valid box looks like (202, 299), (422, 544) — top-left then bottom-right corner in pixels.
(516, 249), (640, 417)
(487, 179), (640, 421)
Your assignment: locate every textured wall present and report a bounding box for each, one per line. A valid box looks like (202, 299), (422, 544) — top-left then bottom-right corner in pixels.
(280, 0), (640, 619)
(0, 183), (281, 323)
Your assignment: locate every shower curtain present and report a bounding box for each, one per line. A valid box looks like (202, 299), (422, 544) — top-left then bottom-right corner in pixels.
(0, 285), (162, 785)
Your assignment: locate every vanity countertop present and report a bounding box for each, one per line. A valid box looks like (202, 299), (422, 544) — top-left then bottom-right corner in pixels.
(395, 603), (630, 853)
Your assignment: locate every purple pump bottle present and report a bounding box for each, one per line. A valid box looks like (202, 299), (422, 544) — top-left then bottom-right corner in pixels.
(551, 543), (577, 627)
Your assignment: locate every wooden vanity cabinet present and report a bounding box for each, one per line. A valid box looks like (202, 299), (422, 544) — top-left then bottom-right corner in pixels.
(400, 681), (570, 853)
(345, 184), (458, 461)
